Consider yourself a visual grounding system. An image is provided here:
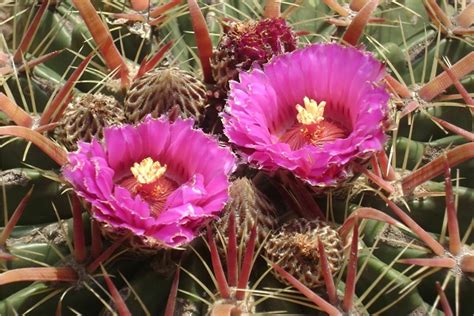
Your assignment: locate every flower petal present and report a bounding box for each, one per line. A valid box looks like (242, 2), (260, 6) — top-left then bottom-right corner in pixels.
(63, 116), (235, 248)
(224, 43), (389, 187)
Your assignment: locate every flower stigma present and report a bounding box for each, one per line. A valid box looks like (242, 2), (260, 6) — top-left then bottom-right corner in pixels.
(296, 97), (326, 125)
(279, 97), (346, 150)
(131, 157), (167, 184)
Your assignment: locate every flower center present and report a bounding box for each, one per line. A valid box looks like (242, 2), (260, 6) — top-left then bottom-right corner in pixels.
(296, 97), (326, 125)
(131, 157), (167, 184)
(120, 157), (178, 216)
(280, 97), (347, 150)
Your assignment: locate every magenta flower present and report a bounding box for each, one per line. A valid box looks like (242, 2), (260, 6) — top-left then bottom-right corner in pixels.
(63, 117), (235, 248)
(223, 43), (389, 187)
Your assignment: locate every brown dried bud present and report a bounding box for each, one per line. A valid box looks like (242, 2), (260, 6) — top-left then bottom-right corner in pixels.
(265, 218), (344, 288)
(124, 67), (207, 123)
(54, 94), (125, 151)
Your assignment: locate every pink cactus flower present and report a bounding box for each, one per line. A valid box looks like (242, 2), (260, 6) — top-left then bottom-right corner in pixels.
(223, 43), (389, 187)
(63, 117), (235, 248)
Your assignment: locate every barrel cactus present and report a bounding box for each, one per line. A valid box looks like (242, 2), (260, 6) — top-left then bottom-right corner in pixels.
(0, 0), (472, 315)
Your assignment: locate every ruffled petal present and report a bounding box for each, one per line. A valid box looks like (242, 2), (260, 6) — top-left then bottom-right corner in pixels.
(224, 43), (389, 187)
(63, 116), (235, 249)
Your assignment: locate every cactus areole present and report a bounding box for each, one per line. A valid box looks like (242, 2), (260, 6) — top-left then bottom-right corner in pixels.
(223, 43), (390, 187)
(63, 117), (236, 248)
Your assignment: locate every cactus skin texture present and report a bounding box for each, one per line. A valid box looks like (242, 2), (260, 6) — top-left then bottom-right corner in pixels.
(0, 0), (472, 315)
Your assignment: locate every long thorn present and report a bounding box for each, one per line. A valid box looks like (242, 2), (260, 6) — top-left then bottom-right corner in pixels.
(402, 143), (474, 194)
(235, 225), (257, 301)
(342, 220), (358, 313)
(71, 0), (129, 88)
(0, 93), (34, 127)
(150, 0), (182, 18)
(370, 155), (382, 178)
(452, 27), (474, 35)
(0, 187), (33, 245)
(318, 238), (337, 305)
(376, 151), (396, 181)
(91, 219), (103, 259)
(342, 0), (379, 47)
(207, 226), (230, 299)
(272, 264), (342, 316)
(384, 74), (412, 99)
(0, 126), (67, 165)
(0, 250), (16, 261)
(111, 13), (145, 22)
(418, 52), (474, 101)
(444, 158), (465, 256)
(339, 207), (400, 239)
(350, 0), (369, 11)
(358, 165), (395, 194)
(17, 50), (64, 73)
(39, 54), (93, 126)
(87, 234), (128, 273)
(398, 257), (456, 268)
(264, 0), (281, 18)
(455, 2), (474, 28)
(135, 41), (173, 79)
(425, 0), (452, 28)
(281, 0), (304, 18)
(164, 267), (180, 316)
(13, 1), (49, 63)
(282, 172), (325, 219)
(439, 61), (474, 108)
(382, 196), (446, 256)
(101, 265), (132, 316)
(436, 281), (453, 316)
(149, 15), (167, 26)
(430, 116), (474, 142)
(187, 0), (214, 84)
(71, 194), (87, 263)
(0, 267), (77, 285)
(322, 0), (349, 16)
(227, 210), (238, 287)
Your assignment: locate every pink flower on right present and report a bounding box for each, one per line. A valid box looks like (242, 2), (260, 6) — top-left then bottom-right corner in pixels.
(223, 43), (390, 187)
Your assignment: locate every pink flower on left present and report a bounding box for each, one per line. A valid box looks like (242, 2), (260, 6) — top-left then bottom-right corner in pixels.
(63, 116), (236, 248)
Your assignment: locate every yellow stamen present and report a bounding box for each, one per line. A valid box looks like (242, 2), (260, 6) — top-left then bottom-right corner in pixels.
(131, 157), (167, 184)
(296, 97), (326, 125)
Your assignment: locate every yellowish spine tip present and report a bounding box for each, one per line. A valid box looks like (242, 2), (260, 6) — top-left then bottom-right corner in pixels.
(296, 97), (326, 125)
(131, 157), (167, 184)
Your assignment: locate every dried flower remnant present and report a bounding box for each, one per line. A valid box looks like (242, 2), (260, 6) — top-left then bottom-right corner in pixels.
(265, 218), (344, 288)
(55, 94), (125, 151)
(211, 18), (297, 98)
